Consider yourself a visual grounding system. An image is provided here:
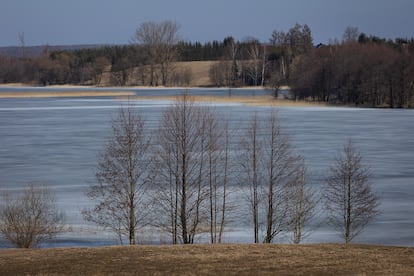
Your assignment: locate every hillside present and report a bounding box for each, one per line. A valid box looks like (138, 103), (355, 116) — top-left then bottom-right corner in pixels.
(0, 244), (413, 275)
(99, 60), (218, 87)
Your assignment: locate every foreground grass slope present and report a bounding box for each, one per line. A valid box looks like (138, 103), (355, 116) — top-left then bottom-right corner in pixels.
(1, 244), (413, 275)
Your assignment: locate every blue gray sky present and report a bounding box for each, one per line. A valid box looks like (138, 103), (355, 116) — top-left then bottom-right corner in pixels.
(1, 0), (414, 47)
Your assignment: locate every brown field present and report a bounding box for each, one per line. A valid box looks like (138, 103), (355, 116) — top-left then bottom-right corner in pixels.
(99, 60), (218, 87)
(130, 94), (325, 107)
(175, 60), (218, 87)
(0, 87), (324, 108)
(0, 244), (413, 275)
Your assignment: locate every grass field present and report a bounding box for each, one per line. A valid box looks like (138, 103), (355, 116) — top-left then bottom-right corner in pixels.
(130, 94), (325, 107)
(0, 244), (413, 275)
(0, 90), (136, 98)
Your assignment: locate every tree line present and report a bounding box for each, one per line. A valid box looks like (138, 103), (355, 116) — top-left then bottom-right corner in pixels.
(0, 22), (317, 89)
(1, 21), (413, 107)
(1, 94), (380, 248)
(290, 34), (414, 107)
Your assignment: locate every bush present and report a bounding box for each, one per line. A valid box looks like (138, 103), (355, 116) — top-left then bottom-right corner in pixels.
(0, 184), (65, 248)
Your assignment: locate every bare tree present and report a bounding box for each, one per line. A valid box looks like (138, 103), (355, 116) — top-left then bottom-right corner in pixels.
(241, 110), (301, 243)
(228, 38), (239, 88)
(132, 20), (180, 86)
(244, 38), (262, 86)
(209, 60), (233, 88)
(205, 114), (230, 243)
(156, 93), (210, 244)
(18, 32), (26, 58)
(343, 26), (360, 43)
(155, 94), (230, 244)
(287, 157), (318, 244)
(218, 123), (230, 243)
(262, 111), (300, 243)
(209, 62), (225, 87)
(240, 112), (261, 243)
(83, 105), (153, 245)
(92, 56), (110, 86)
(0, 184), (65, 248)
(324, 140), (380, 244)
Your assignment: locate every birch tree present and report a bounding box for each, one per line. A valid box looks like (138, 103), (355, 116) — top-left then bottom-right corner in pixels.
(83, 105), (153, 245)
(240, 113), (261, 243)
(132, 20), (180, 86)
(156, 94), (209, 244)
(288, 158), (317, 244)
(206, 116), (230, 243)
(262, 111), (300, 243)
(324, 140), (380, 244)
(241, 110), (301, 243)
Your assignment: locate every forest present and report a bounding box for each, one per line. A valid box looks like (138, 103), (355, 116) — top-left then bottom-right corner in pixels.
(0, 22), (413, 107)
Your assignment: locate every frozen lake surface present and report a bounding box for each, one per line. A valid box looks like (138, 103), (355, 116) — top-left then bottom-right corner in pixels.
(0, 88), (413, 247)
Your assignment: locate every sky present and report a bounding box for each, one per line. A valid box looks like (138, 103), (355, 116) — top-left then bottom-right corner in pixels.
(1, 0), (414, 47)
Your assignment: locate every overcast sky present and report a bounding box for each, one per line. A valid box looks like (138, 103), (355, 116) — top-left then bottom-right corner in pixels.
(1, 0), (414, 47)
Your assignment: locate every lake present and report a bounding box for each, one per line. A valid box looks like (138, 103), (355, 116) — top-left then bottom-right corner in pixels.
(0, 88), (413, 247)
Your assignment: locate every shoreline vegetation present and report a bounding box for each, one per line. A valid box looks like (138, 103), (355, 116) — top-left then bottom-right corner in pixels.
(0, 244), (413, 275)
(1, 23), (413, 108)
(0, 84), (326, 107)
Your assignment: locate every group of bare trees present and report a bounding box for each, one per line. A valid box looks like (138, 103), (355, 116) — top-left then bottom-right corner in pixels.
(0, 95), (380, 248)
(154, 94), (230, 243)
(290, 38), (414, 107)
(207, 23), (313, 89)
(240, 112), (317, 244)
(82, 94), (380, 245)
(131, 20), (181, 86)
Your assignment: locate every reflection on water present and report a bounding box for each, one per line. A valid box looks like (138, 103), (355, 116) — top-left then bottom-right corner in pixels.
(0, 91), (413, 247)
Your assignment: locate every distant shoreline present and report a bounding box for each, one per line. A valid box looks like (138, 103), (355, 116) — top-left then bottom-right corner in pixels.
(0, 90), (136, 98)
(0, 83), (277, 90)
(129, 95), (325, 107)
(0, 85), (325, 107)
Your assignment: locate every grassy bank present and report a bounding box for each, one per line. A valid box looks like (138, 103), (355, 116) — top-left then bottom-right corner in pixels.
(0, 88), (325, 107)
(0, 244), (413, 275)
(0, 91), (136, 98)
(131, 95), (326, 107)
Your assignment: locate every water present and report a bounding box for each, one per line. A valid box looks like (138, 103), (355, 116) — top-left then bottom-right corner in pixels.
(0, 89), (413, 247)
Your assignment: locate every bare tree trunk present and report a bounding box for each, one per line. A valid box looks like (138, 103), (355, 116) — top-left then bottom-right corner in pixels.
(218, 124), (229, 243)
(265, 133), (275, 244)
(181, 152), (188, 244)
(261, 44), (267, 87)
(241, 113), (261, 243)
(290, 158), (316, 244)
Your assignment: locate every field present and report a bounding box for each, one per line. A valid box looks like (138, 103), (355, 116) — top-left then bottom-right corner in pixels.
(100, 60), (218, 87)
(0, 90), (136, 98)
(130, 94), (325, 107)
(1, 244), (413, 275)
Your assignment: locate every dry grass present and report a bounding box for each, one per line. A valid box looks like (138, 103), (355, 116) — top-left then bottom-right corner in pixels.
(131, 95), (326, 107)
(0, 91), (135, 98)
(0, 87), (324, 107)
(99, 60), (217, 87)
(0, 244), (413, 275)
(174, 61), (218, 87)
